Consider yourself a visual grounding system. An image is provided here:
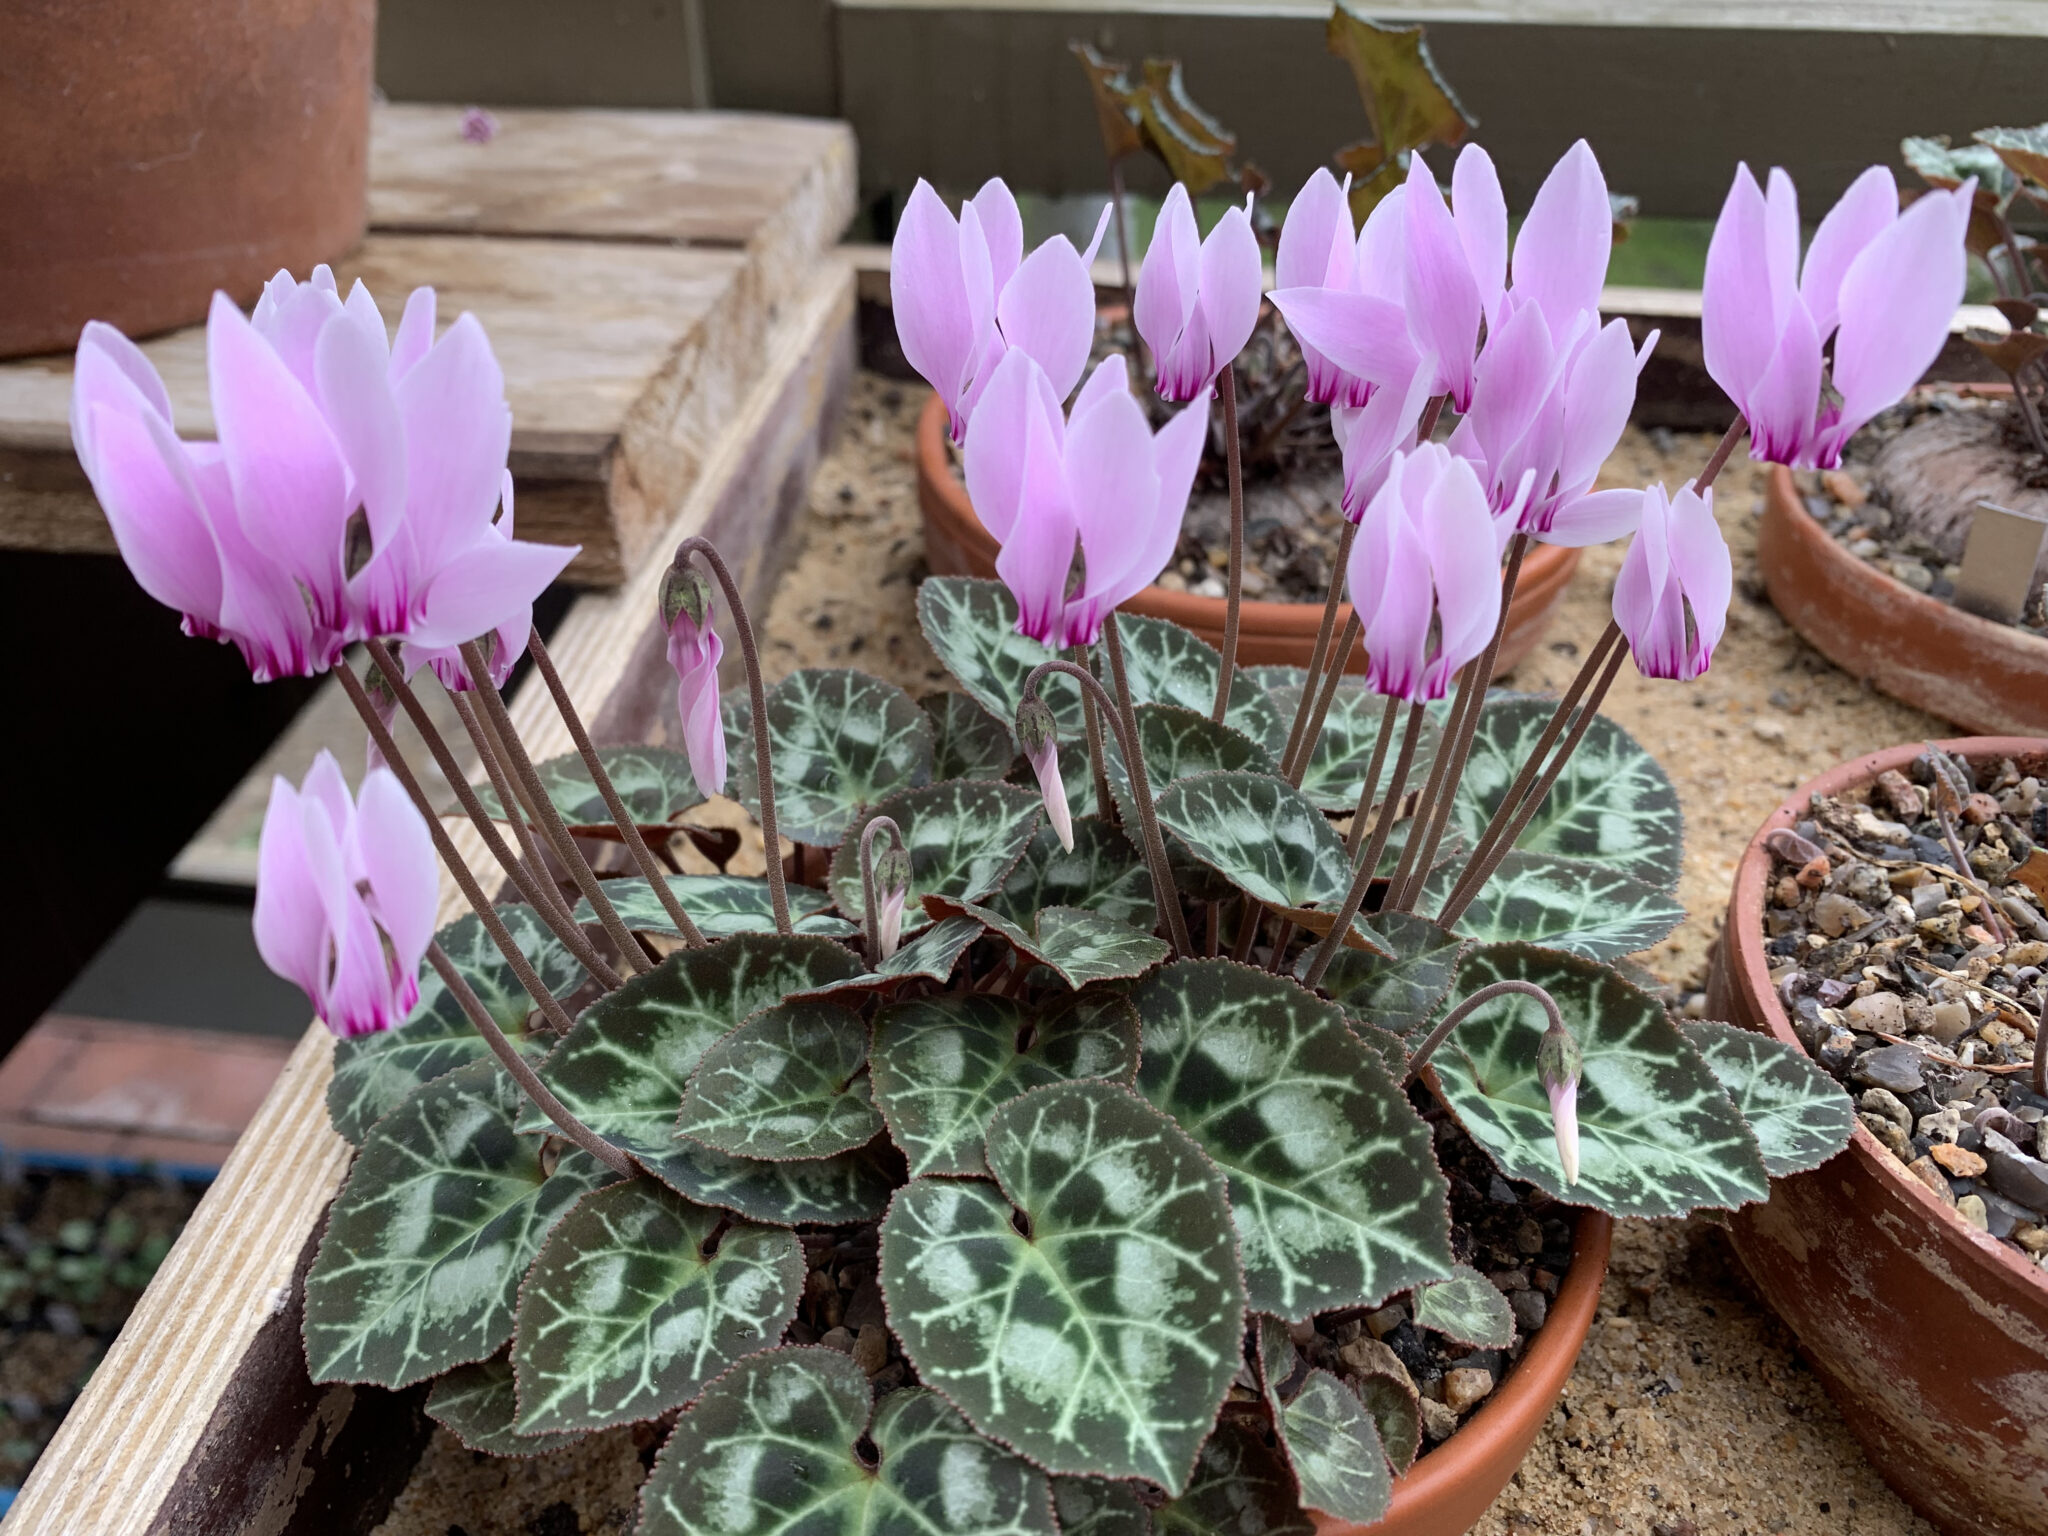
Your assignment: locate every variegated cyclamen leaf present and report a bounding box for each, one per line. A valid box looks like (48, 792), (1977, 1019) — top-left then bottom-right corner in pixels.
(869, 992), (1141, 1177)
(829, 780), (1042, 932)
(1111, 613), (1284, 754)
(572, 873), (854, 939)
(1245, 664), (1311, 696)
(1411, 1263), (1514, 1348)
(643, 1137), (897, 1227)
(1681, 1021), (1858, 1177)
(1432, 945), (1771, 1217)
(1450, 695), (1684, 889)
(1155, 1421), (1315, 1536)
(1051, 1477), (1152, 1536)
(1268, 678), (1439, 816)
(880, 1082), (1246, 1493)
(790, 916), (986, 1001)
(936, 898), (1170, 990)
(675, 1000), (882, 1161)
(1132, 960), (1454, 1320)
(1274, 1368), (1392, 1524)
(1421, 849), (1685, 961)
(1155, 772), (1354, 911)
(640, 1348), (1056, 1536)
(732, 668), (935, 847)
(520, 936), (863, 1155)
(1103, 705), (1275, 827)
(425, 1355), (578, 1457)
(988, 820), (1155, 931)
(1304, 911), (1467, 1038)
(917, 576), (1087, 739)
(303, 1061), (615, 1389)
(925, 689), (1018, 780)
(1355, 1371), (1421, 1475)
(470, 744), (701, 826)
(330, 903), (582, 1145)
(511, 1178), (803, 1433)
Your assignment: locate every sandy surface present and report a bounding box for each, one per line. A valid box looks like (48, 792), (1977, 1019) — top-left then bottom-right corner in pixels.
(377, 374), (1950, 1535)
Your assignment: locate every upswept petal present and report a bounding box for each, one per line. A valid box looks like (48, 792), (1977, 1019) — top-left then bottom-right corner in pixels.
(1510, 140), (1611, 330)
(996, 235), (1098, 400)
(1762, 168), (1803, 331)
(1134, 183), (1202, 366)
(1416, 449), (1502, 682)
(964, 348), (1064, 543)
(668, 610), (727, 800)
(82, 403), (224, 627)
(1195, 201), (1265, 378)
(1701, 165), (1777, 410)
(72, 323), (173, 452)
(249, 269), (346, 400)
(408, 532), (578, 651)
(993, 405), (1078, 646)
(1555, 316), (1645, 496)
(390, 287), (438, 381)
(393, 312), (512, 578)
(1460, 297), (1559, 474)
(1452, 144), (1509, 325)
(1079, 202), (1114, 268)
(1067, 389), (1164, 638)
(969, 179), (1025, 294)
(315, 314), (415, 636)
(1277, 168), (1353, 290)
(1336, 363), (1433, 521)
(1114, 393), (1209, 611)
(193, 451), (333, 680)
(1744, 298), (1824, 465)
(1070, 352), (1131, 425)
(1270, 287), (1421, 389)
(1353, 185), (1407, 301)
(1356, 479), (1435, 700)
(253, 775), (328, 1006)
(1799, 165), (1897, 337)
(1667, 483), (1731, 671)
(892, 181), (981, 431)
(353, 766), (438, 975)
(1612, 484), (1686, 679)
(1539, 487), (1644, 547)
(1402, 156), (1482, 410)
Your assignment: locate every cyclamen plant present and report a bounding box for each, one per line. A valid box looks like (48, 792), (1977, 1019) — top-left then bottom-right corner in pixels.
(75, 130), (1974, 1530)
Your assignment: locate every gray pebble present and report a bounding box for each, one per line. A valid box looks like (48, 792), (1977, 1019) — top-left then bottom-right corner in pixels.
(1984, 1129), (2048, 1215)
(1858, 1088), (1912, 1131)
(1854, 1043), (1926, 1094)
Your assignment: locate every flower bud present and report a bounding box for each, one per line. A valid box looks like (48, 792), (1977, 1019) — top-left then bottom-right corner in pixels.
(874, 844), (913, 961)
(1015, 696), (1073, 852)
(660, 562), (713, 632)
(1537, 1019), (1583, 1186)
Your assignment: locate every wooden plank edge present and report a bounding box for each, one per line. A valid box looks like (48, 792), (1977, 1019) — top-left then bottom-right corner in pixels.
(0, 259), (856, 1536)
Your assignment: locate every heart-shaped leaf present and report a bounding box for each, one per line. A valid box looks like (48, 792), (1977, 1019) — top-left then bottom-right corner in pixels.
(1431, 945), (1771, 1218)
(925, 690), (1018, 780)
(303, 1061), (615, 1389)
(726, 668), (934, 847)
(1681, 1021), (1857, 1178)
(1156, 1421), (1315, 1536)
(1155, 772), (1354, 912)
(1325, 9), (1473, 163)
(425, 1355), (577, 1457)
(987, 819), (1155, 931)
(1411, 1263), (1514, 1348)
(1267, 679), (1436, 815)
(1305, 910), (1467, 1037)
(511, 1178), (803, 1433)
(869, 992), (1141, 1177)
(791, 916), (986, 1001)
(644, 1137), (898, 1228)
(1903, 134), (2016, 198)
(1257, 1317), (1390, 1526)
(1132, 960), (1454, 1320)
(639, 1347), (1056, 1536)
(573, 874), (854, 939)
(881, 1081), (1246, 1493)
(829, 781), (1042, 931)
(329, 903), (584, 1145)
(935, 899), (1170, 990)
(1111, 614), (1282, 753)
(1051, 1476), (1152, 1536)
(1976, 124), (2048, 189)
(1422, 849), (1685, 961)
(470, 745), (701, 826)
(918, 576), (1087, 740)
(1449, 696), (1683, 889)
(675, 1000), (882, 1161)
(1355, 1371), (1420, 1475)
(1103, 705), (1275, 825)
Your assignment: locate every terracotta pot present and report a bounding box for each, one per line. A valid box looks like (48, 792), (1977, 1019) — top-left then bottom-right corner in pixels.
(1704, 737), (2048, 1536)
(1308, 1207), (1609, 1536)
(1758, 462), (2048, 735)
(0, 0), (376, 358)
(916, 394), (1579, 674)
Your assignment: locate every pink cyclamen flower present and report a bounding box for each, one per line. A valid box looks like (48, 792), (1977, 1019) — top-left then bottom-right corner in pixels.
(1016, 698), (1073, 853)
(460, 107), (499, 144)
(893, 178), (1110, 441)
(663, 570), (728, 801)
(1134, 183), (1264, 402)
(1275, 168), (1374, 408)
(872, 842), (913, 962)
(1611, 482), (1732, 681)
(1703, 164), (1972, 468)
(1538, 1017), (1583, 1187)
(964, 349), (1206, 649)
(254, 751), (437, 1038)
(402, 471), (533, 692)
(1347, 444), (1504, 703)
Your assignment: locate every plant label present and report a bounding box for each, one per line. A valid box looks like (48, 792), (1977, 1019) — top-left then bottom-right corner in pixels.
(1954, 500), (2048, 624)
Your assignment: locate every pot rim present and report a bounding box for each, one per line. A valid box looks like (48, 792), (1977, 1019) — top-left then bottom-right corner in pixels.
(1724, 734), (2048, 1298)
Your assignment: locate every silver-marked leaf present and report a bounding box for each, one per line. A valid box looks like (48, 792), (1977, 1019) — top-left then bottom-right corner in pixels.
(573, 873), (854, 938)
(1411, 1264), (1514, 1348)
(675, 1000), (881, 1161)
(881, 1082), (1246, 1494)
(988, 819), (1155, 931)
(1305, 911), (1467, 1037)
(1353, 1021), (1410, 1079)
(829, 780), (1042, 932)
(1155, 772), (1353, 911)
(1052, 1477), (1152, 1536)
(1132, 960), (1454, 1320)
(330, 903), (583, 1145)
(303, 1061), (615, 1389)
(1103, 705), (1275, 828)
(791, 916), (985, 1001)
(640, 1348), (1056, 1536)
(937, 898), (1170, 990)
(1268, 678), (1438, 815)
(471, 744), (700, 826)
(1450, 696), (1683, 889)
(521, 936), (864, 1155)
(1155, 1421), (1315, 1536)
(1432, 945), (1771, 1217)
(1112, 613), (1283, 754)
(728, 668), (934, 847)
(925, 690), (1018, 780)
(1275, 1369), (1392, 1524)
(1355, 1371), (1420, 1475)
(642, 1137), (897, 1227)
(869, 992), (1141, 1177)
(425, 1356), (578, 1457)
(1682, 1021), (1857, 1177)
(1421, 849), (1685, 961)
(918, 576), (1087, 739)
(511, 1179), (802, 1433)
(1245, 664), (1311, 696)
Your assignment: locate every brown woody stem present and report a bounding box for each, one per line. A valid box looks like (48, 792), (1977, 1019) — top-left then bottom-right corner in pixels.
(1278, 520), (1359, 777)
(1212, 365), (1247, 722)
(1301, 700), (1427, 991)
(1285, 610), (1362, 788)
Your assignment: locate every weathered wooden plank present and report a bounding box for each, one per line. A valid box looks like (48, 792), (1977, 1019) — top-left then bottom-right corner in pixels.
(0, 259), (855, 1536)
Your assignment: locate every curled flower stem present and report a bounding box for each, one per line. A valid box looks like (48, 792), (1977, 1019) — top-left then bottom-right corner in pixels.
(1070, 644), (1116, 828)
(333, 661), (579, 1036)
(1278, 520), (1359, 776)
(1024, 657), (1191, 957)
(526, 629), (707, 948)
(674, 537), (792, 935)
(459, 641), (651, 974)
(1212, 365), (1248, 722)
(859, 815), (903, 963)
(1401, 979), (1564, 1089)
(426, 941), (634, 1179)
(1284, 610), (1362, 788)
(1301, 700), (1427, 991)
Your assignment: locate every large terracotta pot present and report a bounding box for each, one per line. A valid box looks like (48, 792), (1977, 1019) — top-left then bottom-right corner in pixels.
(1311, 1208), (1610, 1536)
(1705, 737), (2048, 1536)
(917, 395), (1579, 674)
(1758, 463), (2048, 735)
(0, 0), (376, 358)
